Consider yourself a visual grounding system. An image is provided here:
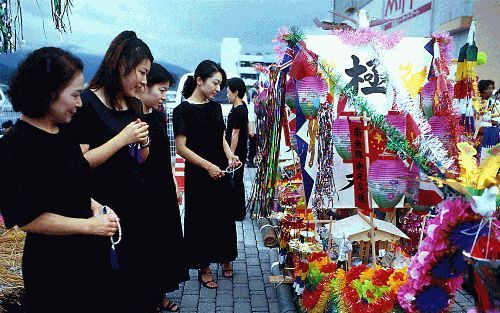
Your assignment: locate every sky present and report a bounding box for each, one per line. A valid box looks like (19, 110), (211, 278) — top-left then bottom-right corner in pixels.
(16, 0), (333, 71)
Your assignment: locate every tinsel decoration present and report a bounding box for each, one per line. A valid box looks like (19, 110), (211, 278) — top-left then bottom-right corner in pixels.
(0, 0), (74, 53)
(0, 0), (19, 53)
(312, 91), (338, 217)
(51, 0), (73, 32)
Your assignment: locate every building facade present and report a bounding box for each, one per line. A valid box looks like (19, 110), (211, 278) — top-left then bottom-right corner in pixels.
(332, 0), (499, 83)
(221, 37), (274, 87)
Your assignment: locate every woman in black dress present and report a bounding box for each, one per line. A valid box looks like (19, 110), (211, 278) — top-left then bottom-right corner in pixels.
(225, 77), (249, 221)
(138, 63), (188, 312)
(173, 60), (239, 289)
(0, 47), (118, 313)
(69, 31), (158, 312)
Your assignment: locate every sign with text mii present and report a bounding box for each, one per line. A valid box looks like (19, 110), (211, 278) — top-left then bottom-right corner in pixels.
(383, 0), (432, 30)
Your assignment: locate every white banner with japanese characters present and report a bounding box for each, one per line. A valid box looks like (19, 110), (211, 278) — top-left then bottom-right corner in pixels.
(300, 35), (432, 209)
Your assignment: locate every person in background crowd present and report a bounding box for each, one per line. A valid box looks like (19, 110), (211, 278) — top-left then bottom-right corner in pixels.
(138, 62), (188, 312)
(1, 120), (13, 135)
(173, 60), (239, 289)
(226, 77), (249, 221)
(246, 87), (258, 168)
(69, 30), (158, 312)
(0, 47), (118, 313)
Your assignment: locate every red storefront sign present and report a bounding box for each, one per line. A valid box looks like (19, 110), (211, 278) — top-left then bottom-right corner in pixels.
(384, 2), (432, 30)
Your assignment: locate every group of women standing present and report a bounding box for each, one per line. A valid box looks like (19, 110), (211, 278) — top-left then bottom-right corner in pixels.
(0, 30), (241, 313)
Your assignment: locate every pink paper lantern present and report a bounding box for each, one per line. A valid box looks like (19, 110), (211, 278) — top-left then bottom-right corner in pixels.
(368, 159), (409, 211)
(285, 78), (297, 110)
(421, 80), (436, 118)
(385, 114), (406, 134)
(297, 76), (328, 118)
(429, 116), (452, 150)
(405, 164), (430, 215)
(332, 118), (352, 160)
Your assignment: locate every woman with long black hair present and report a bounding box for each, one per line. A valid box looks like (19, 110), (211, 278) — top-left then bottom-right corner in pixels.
(173, 60), (239, 289)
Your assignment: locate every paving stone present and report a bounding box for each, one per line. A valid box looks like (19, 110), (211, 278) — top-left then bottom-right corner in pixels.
(183, 280), (200, 295)
(233, 262), (247, 272)
(269, 302), (280, 313)
(199, 286), (217, 301)
(247, 265), (262, 277)
(266, 286), (277, 299)
(216, 279), (233, 291)
(197, 302), (216, 313)
(250, 294), (269, 308)
(248, 279), (265, 292)
(233, 285), (250, 299)
(246, 257), (260, 266)
(181, 294), (199, 308)
(233, 301), (252, 313)
(232, 272), (248, 284)
(216, 293), (234, 307)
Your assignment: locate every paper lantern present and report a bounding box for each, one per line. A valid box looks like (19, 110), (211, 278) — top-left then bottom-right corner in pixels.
(385, 114), (406, 134)
(285, 78), (297, 110)
(332, 118), (352, 160)
(421, 80), (436, 118)
(297, 76), (328, 118)
(405, 164), (430, 215)
(368, 159), (409, 211)
(429, 116), (452, 150)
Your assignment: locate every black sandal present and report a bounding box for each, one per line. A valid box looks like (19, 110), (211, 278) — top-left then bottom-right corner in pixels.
(159, 299), (180, 312)
(198, 270), (218, 289)
(220, 263), (233, 278)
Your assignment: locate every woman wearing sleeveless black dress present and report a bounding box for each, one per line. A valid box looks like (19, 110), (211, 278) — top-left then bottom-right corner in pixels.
(138, 63), (188, 312)
(173, 60), (239, 289)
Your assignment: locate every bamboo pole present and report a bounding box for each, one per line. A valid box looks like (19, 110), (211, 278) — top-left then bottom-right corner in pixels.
(361, 112), (377, 268)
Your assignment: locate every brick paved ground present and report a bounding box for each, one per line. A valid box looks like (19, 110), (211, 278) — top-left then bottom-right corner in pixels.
(168, 164), (476, 313)
(166, 166), (280, 313)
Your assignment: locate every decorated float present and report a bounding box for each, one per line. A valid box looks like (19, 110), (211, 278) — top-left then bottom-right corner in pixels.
(247, 17), (499, 313)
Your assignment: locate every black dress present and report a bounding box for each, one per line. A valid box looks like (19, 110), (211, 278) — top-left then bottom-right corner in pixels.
(0, 120), (110, 313)
(70, 90), (156, 312)
(225, 103), (249, 221)
(140, 109), (189, 292)
(173, 100), (237, 268)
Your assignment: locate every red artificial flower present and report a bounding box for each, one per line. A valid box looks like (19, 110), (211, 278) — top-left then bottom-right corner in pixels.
(321, 262), (337, 274)
(372, 268), (394, 286)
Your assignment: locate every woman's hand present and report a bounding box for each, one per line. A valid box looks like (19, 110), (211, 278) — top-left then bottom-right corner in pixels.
(206, 163), (224, 180)
(117, 119), (149, 146)
(227, 153), (241, 168)
(175, 186), (183, 205)
(87, 214), (118, 237)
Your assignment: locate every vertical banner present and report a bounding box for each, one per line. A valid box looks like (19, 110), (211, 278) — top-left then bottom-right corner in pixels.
(348, 118), (370, 213)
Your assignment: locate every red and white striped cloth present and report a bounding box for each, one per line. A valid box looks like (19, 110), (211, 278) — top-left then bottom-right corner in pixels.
(174, 154), (185, 191)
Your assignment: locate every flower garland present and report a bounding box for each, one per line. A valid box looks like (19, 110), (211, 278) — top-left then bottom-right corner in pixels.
(300, 253), (408, 313)
(397, 198), (483, 313)
(331, 28), (405, 50)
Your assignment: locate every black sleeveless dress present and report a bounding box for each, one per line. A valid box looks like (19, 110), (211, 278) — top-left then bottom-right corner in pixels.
(140, 109), (189, 292)
(173, 100), (237, 268)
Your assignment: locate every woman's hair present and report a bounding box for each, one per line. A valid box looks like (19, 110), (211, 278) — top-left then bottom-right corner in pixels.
(226, 77), (246, 99)
(89, 30), (154, 110)
(9, 47), (83, 118)
(147, 63), (175, 87)
(478, 79), (494, 94)
(182, 60), (226, 98)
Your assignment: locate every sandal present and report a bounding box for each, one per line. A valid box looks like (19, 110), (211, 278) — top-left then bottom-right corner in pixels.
(220, 262), (233, 278)
(158, 299), (180, 312)
(198, 269), (218, 289)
